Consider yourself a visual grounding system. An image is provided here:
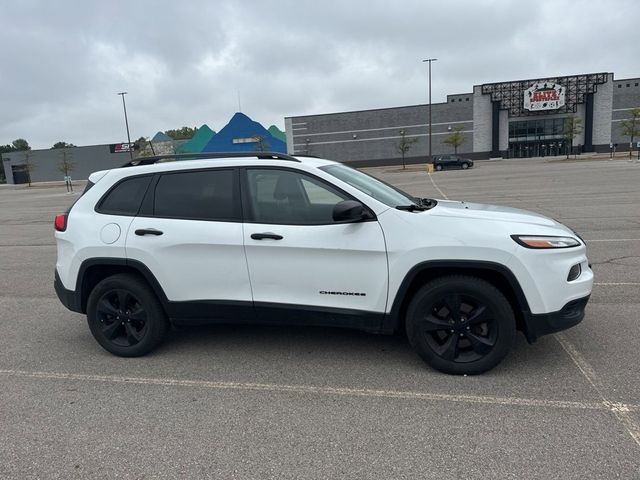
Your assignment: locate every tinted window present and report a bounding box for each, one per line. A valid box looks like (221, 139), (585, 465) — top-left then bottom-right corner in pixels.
(154, 169), (238, 221)
(247, 169), (349, 224)
(98, 175), (152, 216)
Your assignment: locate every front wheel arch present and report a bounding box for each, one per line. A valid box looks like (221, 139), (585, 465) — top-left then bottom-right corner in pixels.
(384, 261), (531, 339)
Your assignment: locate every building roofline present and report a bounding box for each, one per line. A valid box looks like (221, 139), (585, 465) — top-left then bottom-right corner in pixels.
(285, 100), (462, 120)
(477, 72), (612, 87)
(613, 77), (640, 82)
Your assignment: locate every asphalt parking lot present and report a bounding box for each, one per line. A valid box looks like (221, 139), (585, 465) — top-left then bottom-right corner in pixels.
(0, 156), (639, 479)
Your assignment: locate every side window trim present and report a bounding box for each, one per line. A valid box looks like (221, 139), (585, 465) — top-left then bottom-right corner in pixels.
(138, 173), (159, 217)
(239, 166), (376, 225)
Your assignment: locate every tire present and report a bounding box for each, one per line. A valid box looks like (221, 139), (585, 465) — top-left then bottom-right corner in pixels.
(87, 273), (168, 357)
(435, 164), (443, 171)
(405, 276), (515, 375)
(461, 162), (469, 169)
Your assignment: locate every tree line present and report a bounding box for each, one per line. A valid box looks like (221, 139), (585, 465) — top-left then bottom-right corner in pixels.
(0, 138), (78, 153)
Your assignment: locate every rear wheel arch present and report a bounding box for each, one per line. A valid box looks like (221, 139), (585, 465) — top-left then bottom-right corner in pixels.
(385, 261), (531, 337)
(77, 258), (169, 315)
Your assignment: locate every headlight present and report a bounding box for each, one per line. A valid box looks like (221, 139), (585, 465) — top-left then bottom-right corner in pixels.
(511, 235), (581, 249)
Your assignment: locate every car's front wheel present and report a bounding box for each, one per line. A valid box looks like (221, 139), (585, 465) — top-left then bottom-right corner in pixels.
(406, 276), (515, 374)
(87, 273), (168, 357)
(462, 162), (469, 169)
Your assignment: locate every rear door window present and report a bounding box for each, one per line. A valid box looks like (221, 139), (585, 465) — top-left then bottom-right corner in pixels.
(153, 169), (240, 221)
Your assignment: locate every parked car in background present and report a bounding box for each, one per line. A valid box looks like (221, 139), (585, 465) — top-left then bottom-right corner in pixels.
(433, 155), (474, 171)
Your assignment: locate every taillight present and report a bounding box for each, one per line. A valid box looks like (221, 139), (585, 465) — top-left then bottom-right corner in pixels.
(54, 214), (68, 232)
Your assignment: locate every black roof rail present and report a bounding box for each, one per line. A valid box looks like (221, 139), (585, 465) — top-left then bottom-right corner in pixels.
(120, 151), (300, 168)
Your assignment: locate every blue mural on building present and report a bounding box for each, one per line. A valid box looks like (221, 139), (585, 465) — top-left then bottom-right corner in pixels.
(202, 112), (286, 153)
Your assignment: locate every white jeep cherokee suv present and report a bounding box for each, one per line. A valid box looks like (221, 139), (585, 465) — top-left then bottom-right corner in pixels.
(54, 152), (592, 374)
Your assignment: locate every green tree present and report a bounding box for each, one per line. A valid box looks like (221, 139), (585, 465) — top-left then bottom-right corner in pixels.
(0, 144), (16, 154)
(134, 136), (156, 157)
(56, 150), (75, 192)
(442, 126), (465, 154)
(620, 107), (640, 160)
(395, 130), (418, 169)
(23, 151), (35, 187)
(164, 126), (197, 140)
(12, 138), (30, 151)
(52, 141), (76, 149)
(563, 115), (583, 159)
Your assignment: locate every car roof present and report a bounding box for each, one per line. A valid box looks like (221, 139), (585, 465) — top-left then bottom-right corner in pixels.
(93, 153), (340, 181)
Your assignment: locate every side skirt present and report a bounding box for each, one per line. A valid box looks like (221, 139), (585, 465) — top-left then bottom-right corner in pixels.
(169, 300), (384, 333)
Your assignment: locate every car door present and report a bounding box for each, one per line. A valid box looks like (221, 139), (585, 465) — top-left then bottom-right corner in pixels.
(241, 167), (388, 329)
(126, 167), (254, 320)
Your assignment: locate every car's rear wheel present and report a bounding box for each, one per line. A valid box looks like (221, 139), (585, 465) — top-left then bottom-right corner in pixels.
(87, 273), (168, 357)
(462, 162), (469, 169)
(435, 164), (443, 171)
(406, 276), (515, 374)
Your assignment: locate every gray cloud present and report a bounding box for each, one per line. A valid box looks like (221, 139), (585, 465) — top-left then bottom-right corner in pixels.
(0, 0), (638, 148)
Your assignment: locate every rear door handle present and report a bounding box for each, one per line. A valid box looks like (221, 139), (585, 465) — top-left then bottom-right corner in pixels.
(135, 228), (163, 236)
(251, 232), (283, 240)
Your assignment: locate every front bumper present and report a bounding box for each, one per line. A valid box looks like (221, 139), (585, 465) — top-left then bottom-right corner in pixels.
(523, 294), (590, 342)
(54, 270), (83, 313)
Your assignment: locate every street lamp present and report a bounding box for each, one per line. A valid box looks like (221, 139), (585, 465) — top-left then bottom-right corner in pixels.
(423, 58), (437, 164)
(117, 92), (133, 161)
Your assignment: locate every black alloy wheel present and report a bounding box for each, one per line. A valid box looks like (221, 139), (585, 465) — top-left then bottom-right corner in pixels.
(406, 276), (515, 374)
(422, 293), (496, 363)
(87, 274), (168, 357)
(95, 289), (148, 347)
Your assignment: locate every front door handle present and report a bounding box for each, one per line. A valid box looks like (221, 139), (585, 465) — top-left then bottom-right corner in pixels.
(251, 232), (283, 240)
(135, 228), (163, 236)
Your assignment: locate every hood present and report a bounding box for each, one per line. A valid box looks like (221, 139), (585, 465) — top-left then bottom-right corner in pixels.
(430, 200), (560, 228)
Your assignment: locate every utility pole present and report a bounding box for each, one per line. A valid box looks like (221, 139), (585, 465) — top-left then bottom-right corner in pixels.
(423, 58), (437, 164)
(117, 92), (133, 161)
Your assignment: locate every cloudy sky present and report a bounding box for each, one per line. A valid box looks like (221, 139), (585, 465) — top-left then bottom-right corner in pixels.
(1, 0), (638, 149)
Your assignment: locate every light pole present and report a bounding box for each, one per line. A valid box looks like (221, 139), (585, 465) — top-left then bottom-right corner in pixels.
(117, 92), (133, 161)
(423, 58), (437, 164)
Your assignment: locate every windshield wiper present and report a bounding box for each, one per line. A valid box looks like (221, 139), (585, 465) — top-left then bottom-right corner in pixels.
(396, 204), (426, 212)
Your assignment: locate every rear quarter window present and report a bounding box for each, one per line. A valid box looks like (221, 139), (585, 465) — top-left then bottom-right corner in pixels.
(96, 175), (153, 216)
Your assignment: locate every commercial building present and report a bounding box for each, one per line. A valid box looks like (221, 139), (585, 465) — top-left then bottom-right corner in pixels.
(285, 72), (640, 165)
(1, 143), (137, 185)
(1, 113), (286, 184)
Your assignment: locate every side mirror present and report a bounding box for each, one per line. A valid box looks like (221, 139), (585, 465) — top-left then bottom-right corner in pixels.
(332, 200), (370, 222)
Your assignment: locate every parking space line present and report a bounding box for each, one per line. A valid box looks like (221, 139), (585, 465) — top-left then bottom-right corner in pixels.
(1, 368), (639, 414)
(555, 333), (640, 448)
(594, 282), (640, 286)
(427, 173), (449, 200)
(586, 239), (640, 242)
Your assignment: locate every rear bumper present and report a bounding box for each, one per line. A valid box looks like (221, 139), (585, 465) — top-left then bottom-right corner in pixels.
(523, 295), (590, 342)
(54, 270), (83, 313)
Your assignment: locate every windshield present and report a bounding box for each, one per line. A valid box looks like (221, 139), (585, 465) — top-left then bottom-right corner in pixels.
(320, 163), (418, 208)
